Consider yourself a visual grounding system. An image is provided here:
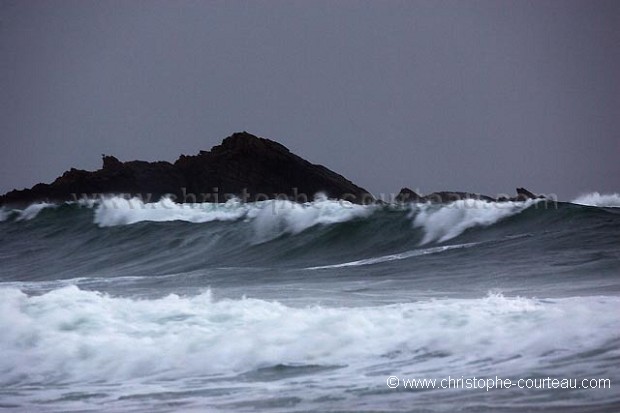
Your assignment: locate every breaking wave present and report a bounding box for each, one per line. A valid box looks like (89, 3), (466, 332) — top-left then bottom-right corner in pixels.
(572, 192), (620, 208)
(1, 286), (619, 386)
(1, 193), (620, 412)
(410, 199), (538, 244)
(93, 195), (374, 233)
(1, 196), (618, 281)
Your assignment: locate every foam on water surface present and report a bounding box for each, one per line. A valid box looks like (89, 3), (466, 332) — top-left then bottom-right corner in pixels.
(1, 286), (618, 386)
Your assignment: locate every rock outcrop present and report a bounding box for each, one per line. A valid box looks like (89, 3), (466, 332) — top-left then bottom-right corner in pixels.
(0, 132), (374, 206)
(393, 188), (424, 203)
(173, 132), (372, 203)
(395, 187), (544, 203)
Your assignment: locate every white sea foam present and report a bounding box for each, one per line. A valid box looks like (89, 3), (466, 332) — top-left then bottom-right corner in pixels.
(93, 196), (248, 227)
(92, 196), (375, 241)
(1, 286), (618, 386)
(247, 197), (375, 242)
(411, 199), (537, 244)
(306, 243), (478, 269)
(572, 192), (620, 208)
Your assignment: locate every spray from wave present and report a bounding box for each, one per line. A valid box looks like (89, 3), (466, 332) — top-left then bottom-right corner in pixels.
(63, 196), (536, 246)
(93, 196), (248, 226)
(245, 197), (375, 242)
(92, 195), (376, 245)
(411, 199), (538, 244)
(572, 192), (620, 208)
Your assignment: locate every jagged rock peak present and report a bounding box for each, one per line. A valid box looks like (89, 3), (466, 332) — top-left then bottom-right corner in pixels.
(208, 132), (291, 156)
(395, 186), (546, 203)
(102, 155), (123, 170)
(395, 187), (422, 203)
(516, 187), (537, 199)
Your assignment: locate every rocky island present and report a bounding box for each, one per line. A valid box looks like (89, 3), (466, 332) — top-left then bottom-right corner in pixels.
(0, 132), (374, 206)
(0, 131), (544, 206)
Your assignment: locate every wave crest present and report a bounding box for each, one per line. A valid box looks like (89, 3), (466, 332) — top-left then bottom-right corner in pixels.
(247, 197), (375, 242)
(411, 199), (537, 244)
(93, 196), (247, 226)
(572, 192), (620, 208)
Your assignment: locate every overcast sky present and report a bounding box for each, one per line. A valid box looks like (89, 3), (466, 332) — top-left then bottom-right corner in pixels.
(1, 0), (618, 200)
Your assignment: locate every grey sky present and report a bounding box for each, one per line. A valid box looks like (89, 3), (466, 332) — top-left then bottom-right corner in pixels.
(1, 0), (618, 201)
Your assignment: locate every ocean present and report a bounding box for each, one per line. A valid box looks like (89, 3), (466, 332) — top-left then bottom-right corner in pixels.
(1, 193), (619, 412)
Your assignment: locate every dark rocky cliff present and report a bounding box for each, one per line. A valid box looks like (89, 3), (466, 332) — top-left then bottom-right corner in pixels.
(0, 132), (374, 205)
